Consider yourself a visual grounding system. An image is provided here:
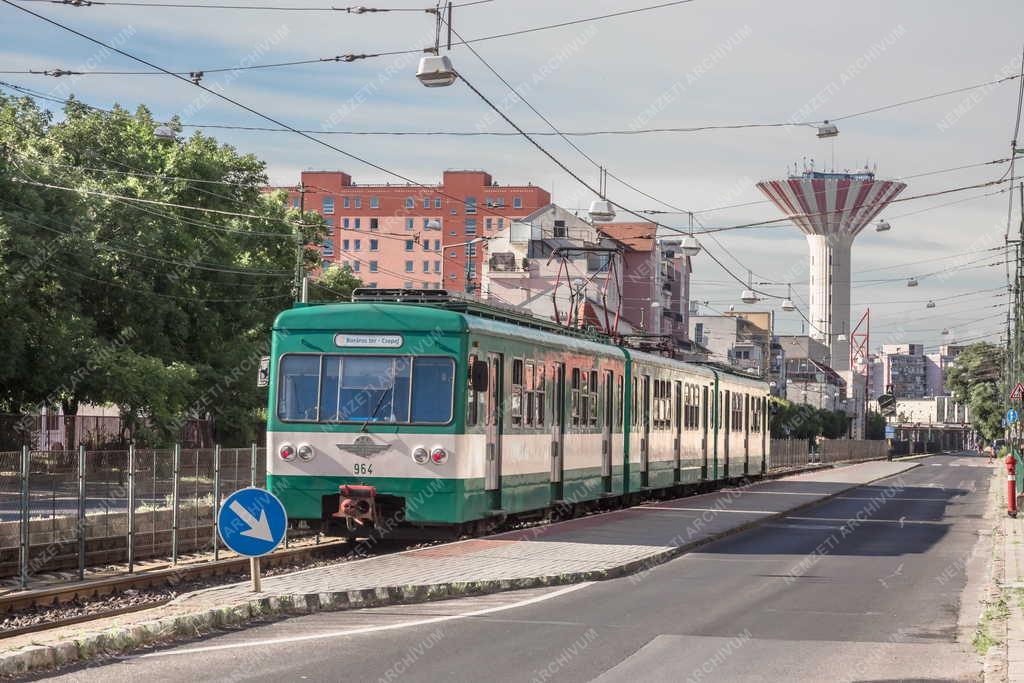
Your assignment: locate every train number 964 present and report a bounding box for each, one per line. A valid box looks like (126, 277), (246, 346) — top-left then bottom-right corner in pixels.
(352, 463), (374, 476)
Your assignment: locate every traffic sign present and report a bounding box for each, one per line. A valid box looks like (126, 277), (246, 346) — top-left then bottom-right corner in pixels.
(217, 487), (287, 558)
(885, 425), (896, 439)
(1009, 409), (1020, 425)
(1012, 383), (1024, 402)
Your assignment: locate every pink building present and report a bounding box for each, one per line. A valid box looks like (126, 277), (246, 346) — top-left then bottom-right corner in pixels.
(274, 170), (549, 292)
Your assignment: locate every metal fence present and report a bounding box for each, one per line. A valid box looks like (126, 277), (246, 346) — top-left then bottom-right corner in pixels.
(0, 444), (266, 586)
(769, 438), (891, 470)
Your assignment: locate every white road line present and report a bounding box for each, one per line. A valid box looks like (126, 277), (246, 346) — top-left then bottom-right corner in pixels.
(834, 496), (949, 502)
(786, 516), (946, 525)
(139, 582), (593, 658)
(731, 491), (822, 496)
(640, 507), (775, 514)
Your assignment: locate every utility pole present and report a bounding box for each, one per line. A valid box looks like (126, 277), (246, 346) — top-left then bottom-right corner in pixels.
(294, 181), (309, 302)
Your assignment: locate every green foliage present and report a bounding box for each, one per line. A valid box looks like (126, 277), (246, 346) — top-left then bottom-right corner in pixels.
(0, 94), (326, 445)
(311, 263), (362, 302)
(945, 342), (1006, 441)
(770, 397), (848, 440)
(865, 411), (887, 440)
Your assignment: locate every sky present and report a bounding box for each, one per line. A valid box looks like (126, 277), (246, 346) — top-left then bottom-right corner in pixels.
(1, 0), (1022, 353)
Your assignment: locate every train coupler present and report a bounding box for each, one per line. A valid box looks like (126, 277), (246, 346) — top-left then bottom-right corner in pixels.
(333, 484), (378, 526)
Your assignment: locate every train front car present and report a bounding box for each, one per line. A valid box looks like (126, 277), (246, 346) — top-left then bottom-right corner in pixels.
(266, 298), (469, 537)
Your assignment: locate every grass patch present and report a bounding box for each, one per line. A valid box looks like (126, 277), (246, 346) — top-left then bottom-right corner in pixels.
(973, 593), (1010, 656)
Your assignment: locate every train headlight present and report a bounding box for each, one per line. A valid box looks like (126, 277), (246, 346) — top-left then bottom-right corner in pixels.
(430, 447), (448, 465)
(411, 447), (430, 464)
(297, 443), (315, 462)
(279, 443), (296, 461)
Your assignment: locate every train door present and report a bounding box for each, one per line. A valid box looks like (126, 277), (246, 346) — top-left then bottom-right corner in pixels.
(723, 389), (730, 478)
(602, 369), (613, 492)
(743, 394), (750, 475)
(485, 353), (503, 498)
(761, 396), (768, 474)
(673, 381), (683, 482)
(550, 362), (565, 500)
(641, 375), (650, 487)
(701, 385), (709, 480)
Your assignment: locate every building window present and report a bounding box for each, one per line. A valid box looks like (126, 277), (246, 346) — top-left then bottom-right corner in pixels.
(422, 197), (430, 209)
(369, 239), (379, 251)
(496, 196), (505, 208)
(354, 218), (361, 230)
(370, 197), (379, 208)
(292, 197), (299, 208)
(449, 273), (456, 280)
(405, 240), (414, 251)
(405, 260), (414, 272)
(406, 218), (414, 230)
(485, 218), (493, 231)
(343, 218), (350, 229)
(354, 197), (362, 208)
(513, 196), (522, 209)
(325, 218), (333, 228)
(322, 239), (334, 256)
(342, 239), (350, 250)
(405, 197), (415, 209)
(465, 219), (477, 235)
(450, 206), (458, 215)
(449, 250), (457, 258)
(353, 239), (361, 250)
(403, 281), (413, 289)
(369, 261), (378, 273)
(465, 196), (477, 214)
(434, 261), (441, 273)
(352, 261), (361, 272)
(368, 282), (377, 288)
(322, 197), (334, 214)
(498, 218), (504, 230)
(553, 219), (566, 237)
(422, 241), (430, 252)
(423, 217), (430, 229)
(434, 239), (441, 250)
(342, 197), (350, 208)
(434, 198), (442, 209)
(370, 218), (379, 231)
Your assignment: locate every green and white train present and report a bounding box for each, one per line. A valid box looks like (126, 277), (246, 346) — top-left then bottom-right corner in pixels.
(266, 290), (769, 536)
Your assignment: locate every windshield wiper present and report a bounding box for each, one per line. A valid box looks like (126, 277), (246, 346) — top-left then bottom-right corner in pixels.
(361, 383), (394, 432)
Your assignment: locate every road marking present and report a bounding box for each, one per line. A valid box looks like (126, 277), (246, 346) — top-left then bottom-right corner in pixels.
(139, 582), (593, 658)
(834, 496), (950, 502)
(640, 507), (775, 514)
(786, 516), (946, 525)
(731, 491), (822, 496)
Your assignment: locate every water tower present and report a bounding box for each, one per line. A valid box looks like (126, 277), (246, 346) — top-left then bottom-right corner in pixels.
(756, 167), (905, 370)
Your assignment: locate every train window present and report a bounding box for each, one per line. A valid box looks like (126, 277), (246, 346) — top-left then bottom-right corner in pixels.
(571, 368), (581, 427)
(535, 365), (546, 426)
(277, 355), (321, 421)
(731, 393), (744, 432)
(580, 371), (590, 428)
(589, 370), (599, 427)
(467, 355), (479, 427)
(524, 362), (535, 427)
(616, 375), (623, 430)
(631, 376), (638, 427)
(751, 396), (761, 433)
(410, 358), (456, 423)
(511, 359), (524, 427)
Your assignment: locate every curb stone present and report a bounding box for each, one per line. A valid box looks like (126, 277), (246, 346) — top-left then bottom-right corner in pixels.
(0, 460), (921, 677)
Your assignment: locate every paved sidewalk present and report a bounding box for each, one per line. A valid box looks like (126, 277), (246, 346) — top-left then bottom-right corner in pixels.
(0, 459), (919, 676)
(1003, 471), (1024, 682)
(180, 459), (918, 607)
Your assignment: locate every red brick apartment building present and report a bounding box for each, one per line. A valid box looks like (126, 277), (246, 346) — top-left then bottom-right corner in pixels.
(276, 170), (550, 292)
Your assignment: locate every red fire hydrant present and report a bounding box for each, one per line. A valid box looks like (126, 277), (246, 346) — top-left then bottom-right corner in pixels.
(1007, 453), (1018, 518)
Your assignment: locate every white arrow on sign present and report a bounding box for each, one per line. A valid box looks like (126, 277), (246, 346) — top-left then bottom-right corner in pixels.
(229, 500), (273, 542)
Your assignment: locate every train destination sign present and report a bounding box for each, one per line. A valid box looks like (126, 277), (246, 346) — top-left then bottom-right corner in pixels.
(334, 333), (404, 348)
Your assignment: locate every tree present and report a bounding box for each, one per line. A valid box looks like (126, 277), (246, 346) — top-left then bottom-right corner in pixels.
(0, 93), (326, 445)
(311, 264), (362, 302)
(945, 342), (1005, 442)
(866, 411), (886, 440)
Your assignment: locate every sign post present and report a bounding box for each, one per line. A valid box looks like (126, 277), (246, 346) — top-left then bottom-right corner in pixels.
(217, 487), (288, 592)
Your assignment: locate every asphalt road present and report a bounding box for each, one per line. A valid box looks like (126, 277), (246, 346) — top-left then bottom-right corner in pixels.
(43, 453), (993, 683)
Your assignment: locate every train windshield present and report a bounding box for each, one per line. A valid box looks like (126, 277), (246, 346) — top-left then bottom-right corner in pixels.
(277, 354), (455, 424)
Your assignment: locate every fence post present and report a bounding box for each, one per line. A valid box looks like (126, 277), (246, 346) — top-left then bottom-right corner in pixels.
(171, 443), (180, 565)
(19, 445), (29, 589)
(213, 444), (221, 561)
(77, 444), (86, 581)
(250, 443), (257, 488)
(127, 443), (136, 573)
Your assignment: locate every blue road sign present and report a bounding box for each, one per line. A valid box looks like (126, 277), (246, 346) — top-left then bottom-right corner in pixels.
(217, 487), (287, 557)
(885, 425), (896, 439)
(1009, 409), (1020, 425)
